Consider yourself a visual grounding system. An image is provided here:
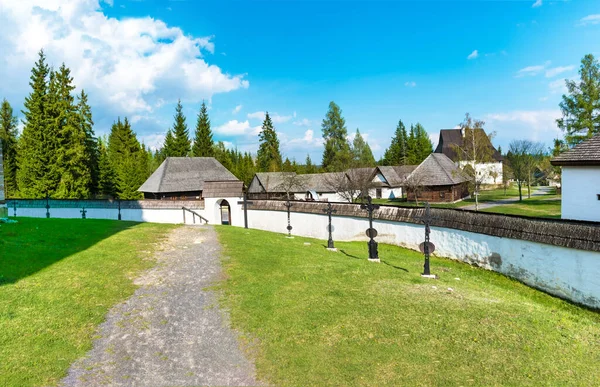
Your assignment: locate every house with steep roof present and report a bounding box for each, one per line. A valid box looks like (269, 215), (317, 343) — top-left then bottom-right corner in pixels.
(406, 153), (470, 202)
(551, 134), (600, 222)
(138, 157), (242, 200)
(247, 172), (346, 201)
(435, 128), (503, 185)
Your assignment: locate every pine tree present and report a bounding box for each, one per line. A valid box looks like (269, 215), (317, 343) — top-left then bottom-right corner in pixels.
(165, 99), (191, 157)
(282, 157), (293, 172)
(414, 123), (433, 163)
(77, 90), (99, 196)
(17, 50), (55, 198)
(0, 99), (19, 197)
(305, 154), (317, 174)
(321, 101), (351, 171)
(256, 112), (282, 172)
(352, 129), (376, 167)
(406, 125), (417, 165)
(97, 137), (117, 198)
(162, 129), (175, 158)
(557, 54), (600, 146)
(192, 101), (214, 157)
(108, 117), (143, 199)
(53, 64), (91, 198)
(383, 120), (408, 165)
(213, 141), (233, 171)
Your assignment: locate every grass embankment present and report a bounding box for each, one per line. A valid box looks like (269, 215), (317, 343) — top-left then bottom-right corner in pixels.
(217, 226), (600, 386)
(0, 218), (175, 386)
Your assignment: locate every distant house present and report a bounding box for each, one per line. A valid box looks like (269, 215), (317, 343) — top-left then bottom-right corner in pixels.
(434, 128), (503, 185)
(138, 157), (242, 200)
(374, 165), (417, 199)
(406, 153), (470, 203)
(551, 134), (600, 222)
(247, 172), (345, 201)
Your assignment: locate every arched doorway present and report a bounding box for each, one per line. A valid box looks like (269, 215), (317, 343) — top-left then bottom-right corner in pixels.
(219, 199), (231, 225)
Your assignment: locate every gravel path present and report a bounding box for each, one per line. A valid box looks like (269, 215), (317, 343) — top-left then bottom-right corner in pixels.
(62, 225), (258, 387)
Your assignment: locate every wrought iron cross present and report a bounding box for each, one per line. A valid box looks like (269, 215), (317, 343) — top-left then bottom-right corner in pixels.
(413, 202), (438, 276)
(117, 199), (122, 221)
(283, 199), (293, 237)
(81, 207), (87, 219)
(12, 201), (17, 217)
(322, 202), (337, 249)
(45, 192), (50, 219)
(360, 196), (380, 260)
(237, 191), (254, 229)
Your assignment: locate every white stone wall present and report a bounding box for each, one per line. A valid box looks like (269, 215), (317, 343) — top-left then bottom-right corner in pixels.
(561, 166), (600, 222)
(246, 208), (600, 309)
(458, 161), (503, 185)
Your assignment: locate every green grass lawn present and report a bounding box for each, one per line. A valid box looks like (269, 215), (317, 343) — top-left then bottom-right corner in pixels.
(0, 218), (175, 386)
(216, 226), (600, 386)
(481, 199), (561, 219)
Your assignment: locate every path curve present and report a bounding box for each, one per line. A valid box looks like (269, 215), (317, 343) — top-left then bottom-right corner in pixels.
(462, 186), (552, 211)
(62, 225), (258, 387)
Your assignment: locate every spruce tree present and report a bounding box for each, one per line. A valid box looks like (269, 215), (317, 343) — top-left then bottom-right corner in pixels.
(557, 54), (600, 146)
(97, 137), (117, 198)
(406, 125), (417, 165)
(192, 101), (214, 157)
(383, 120), (408, 165)
(77, 90), (99, 196)
(0, 99), (19, 197)
(414, 123), (433, 163)
(53, 64), (91, 198)
(256, 112), (282, 172)
(108, 117), (143, 199)
(17, 50), (54, 198)
(321, 101), (351, 171)
(305, 154), (316, 174)
(213, 141), (233, 171)
(167, 99), (190, 157)
(352, 129), (376, 167)
(282, 157), (293, 172)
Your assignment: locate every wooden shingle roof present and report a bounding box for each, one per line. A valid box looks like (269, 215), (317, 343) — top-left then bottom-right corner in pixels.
(435, 129), (503, 162)
(408, 153), (469, 186)
(138, 157), (239, 194)
(551, 134), (600, 166)
(203, 181), (244, 198)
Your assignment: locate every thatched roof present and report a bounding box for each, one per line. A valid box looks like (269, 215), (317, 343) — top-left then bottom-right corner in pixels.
(138, 157), (239, 194)
(407, 153), (469, 186)
(248, 200), (600, 252)
(249, 172), (339, 194)
(435, 129), (503, 162)
(377, 165), (418, 187)
(551, 134), (600, 166)
(203, 181), (244, 198)
(249, 172), (295, 193)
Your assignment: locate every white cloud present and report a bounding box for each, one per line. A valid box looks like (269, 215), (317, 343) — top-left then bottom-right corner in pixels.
(545, 65), (575, 78)
(0, 0), (248, 117)
(287, 129), (324, 148)
(516, 63), (547, 77)
(467, 50), (479, 60)
(486, 110), (562, 143)
(232, 104), (242, 114)
(578, 14), (600, 26)
(549, 78), (567, 94)
(404, 81), (417, 87)
(532, 0), (542, 8)
(293, 118), (311, 127)
(139, 133), (166, 151)
(247, 111), (292, 124)
(215, 120), (251, 135)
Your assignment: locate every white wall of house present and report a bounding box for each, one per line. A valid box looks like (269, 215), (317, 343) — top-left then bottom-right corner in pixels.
(458, 161), (503, 185)
(246, 208), (600, 309)
(368, 187), (403, 200)
(561, 166), (600, 222)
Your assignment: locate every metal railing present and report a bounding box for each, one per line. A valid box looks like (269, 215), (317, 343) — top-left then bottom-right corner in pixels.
(182, 206), (209, 224)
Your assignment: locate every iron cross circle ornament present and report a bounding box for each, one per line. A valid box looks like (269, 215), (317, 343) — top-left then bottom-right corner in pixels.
(361, 196), (380, 261)
(412, 202), (439, 277)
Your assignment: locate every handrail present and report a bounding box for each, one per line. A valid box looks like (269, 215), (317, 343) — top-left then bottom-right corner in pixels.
(182, 206), (209, 224)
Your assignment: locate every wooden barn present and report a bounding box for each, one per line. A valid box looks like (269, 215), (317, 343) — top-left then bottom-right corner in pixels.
(138, 157), (241, 200)
(406, 153), (470, 203)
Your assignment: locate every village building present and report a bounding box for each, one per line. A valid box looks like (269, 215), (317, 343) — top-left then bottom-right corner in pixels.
(247, 172), (346, 201)
(551, 134), (600, 222)
(372, 165), (417, 199)
(434, 128), (503, 185)
(138, 157), (242, 200)
(405, 153), (470, 203)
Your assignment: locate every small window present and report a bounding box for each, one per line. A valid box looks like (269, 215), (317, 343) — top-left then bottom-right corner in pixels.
(376, 189), (382, 199)
(597, 194), (600, 201)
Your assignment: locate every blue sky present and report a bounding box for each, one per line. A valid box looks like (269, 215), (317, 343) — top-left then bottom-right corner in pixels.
(2, 0), (600, 162)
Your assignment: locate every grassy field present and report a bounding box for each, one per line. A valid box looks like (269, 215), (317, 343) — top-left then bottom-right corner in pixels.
(0, 218), (175, 386)
(216, 226), (600, 386)
(481, 198), (561, 219)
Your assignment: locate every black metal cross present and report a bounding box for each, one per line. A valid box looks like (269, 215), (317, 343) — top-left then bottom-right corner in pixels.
(12, 201), (17, 217)
(237, 191), (254, 229)
(413, 202), (439, 276)
(322, 202), (337, 249)
(283, 199), (293, 237)
(360, 196), (380, 260)
(81, 207), (87, 219)
(45, 192), (50, 218)
(117, 199), (122, 221)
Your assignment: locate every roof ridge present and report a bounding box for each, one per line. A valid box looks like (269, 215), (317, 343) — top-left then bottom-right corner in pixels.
(434, 153), (458, 183)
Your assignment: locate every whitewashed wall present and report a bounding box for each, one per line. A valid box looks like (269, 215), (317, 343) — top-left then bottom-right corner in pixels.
(458, 161), (503, 185)
(561, 166), (600, 222)
(247, 208), (600, 309)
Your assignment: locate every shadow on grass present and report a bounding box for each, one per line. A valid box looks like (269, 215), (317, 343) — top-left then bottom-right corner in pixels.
(339, 249), (362, 260)
(0, 217), (135, 286)
(381, 260), (409, 272)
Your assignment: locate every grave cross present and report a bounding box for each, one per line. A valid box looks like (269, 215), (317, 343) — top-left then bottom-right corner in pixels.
(80, 207), (87, 219)
(12, 200), (17, 217)
(117, 199), (122, 221)
(283, 199), (293, 237)
(322, 202), (337, 249)
(237, 191), (254, 229)
(413, 202), (439, 277)
(360, 196), (380, 261)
